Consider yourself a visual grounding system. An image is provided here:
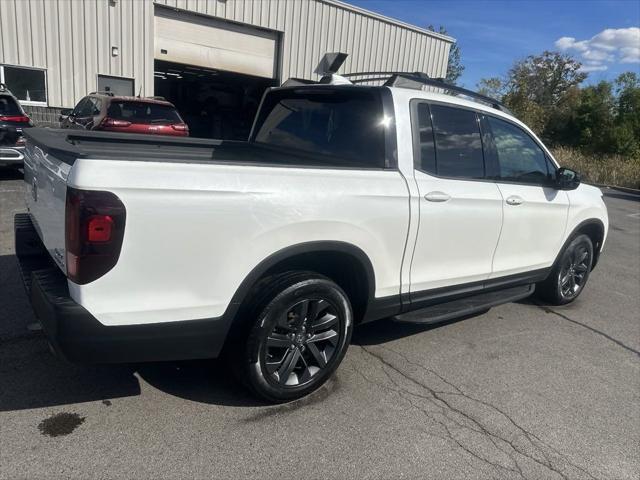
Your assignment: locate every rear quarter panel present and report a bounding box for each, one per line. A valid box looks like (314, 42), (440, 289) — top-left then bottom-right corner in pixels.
(67, 159), (410, 326)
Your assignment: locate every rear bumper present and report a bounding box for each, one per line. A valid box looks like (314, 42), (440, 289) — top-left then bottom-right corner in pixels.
(14, 213), (230, 364)
(0, 146), (24, 166)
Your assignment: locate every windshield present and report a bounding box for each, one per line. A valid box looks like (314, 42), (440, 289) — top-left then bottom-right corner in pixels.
(107, 101), (182, 124)
(0, 95), (23, 116)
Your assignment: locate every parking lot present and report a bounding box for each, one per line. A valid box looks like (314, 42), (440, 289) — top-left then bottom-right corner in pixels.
(1, 168), (638, 480)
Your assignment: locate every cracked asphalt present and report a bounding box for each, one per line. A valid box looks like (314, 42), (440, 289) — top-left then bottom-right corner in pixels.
(1, 168), (638, 480)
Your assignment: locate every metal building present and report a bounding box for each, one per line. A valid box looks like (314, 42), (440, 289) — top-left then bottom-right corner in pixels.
(0, 0), (453, 135)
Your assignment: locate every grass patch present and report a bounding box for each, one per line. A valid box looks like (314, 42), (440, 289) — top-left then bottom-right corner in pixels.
(551, 147), (640, 190)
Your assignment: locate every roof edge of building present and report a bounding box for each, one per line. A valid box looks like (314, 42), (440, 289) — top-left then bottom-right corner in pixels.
(321, 0), (456, 43)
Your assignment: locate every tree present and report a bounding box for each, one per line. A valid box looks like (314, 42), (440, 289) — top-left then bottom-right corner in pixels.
(477, 77), (506, 99)
(612, 72), (640, 156)
(476, 51), (587, 135)
(427, 25), (464, 84)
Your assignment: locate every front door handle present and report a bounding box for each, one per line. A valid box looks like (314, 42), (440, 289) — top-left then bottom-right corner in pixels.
(506, 195), (524, 206)
(424, 191), (451, 202)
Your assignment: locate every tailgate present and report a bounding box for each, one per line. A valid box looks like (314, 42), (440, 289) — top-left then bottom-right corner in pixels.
(23, 133), (71, 273)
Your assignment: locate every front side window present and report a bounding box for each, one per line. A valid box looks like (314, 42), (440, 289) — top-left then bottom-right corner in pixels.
(487, 116), (551, 184)
(73, 98), (92, 117)
(88, 97), (102, 115)
(430, 104), (484, 179)
(0, 65), (47, 104)
(252, 89), (386, 168)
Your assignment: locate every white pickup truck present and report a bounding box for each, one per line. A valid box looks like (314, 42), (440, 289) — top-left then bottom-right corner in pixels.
(15, 73), (608, 402)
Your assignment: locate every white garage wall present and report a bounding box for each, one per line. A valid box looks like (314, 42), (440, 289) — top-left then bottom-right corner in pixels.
(0, 0), (453, 108)
(156, 0), (454, 80)
(0, 0), (154, 108)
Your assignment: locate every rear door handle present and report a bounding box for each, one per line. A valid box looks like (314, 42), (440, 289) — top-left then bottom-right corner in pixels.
(506, 195), (524, 206)
(424, 191), (451, 202)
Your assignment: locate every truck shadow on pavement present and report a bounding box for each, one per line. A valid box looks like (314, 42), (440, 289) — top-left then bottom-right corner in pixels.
(352, 311), (487, 346)
(1, 250), (480, 412)
(0, 253), (262, 411)
(0, 167), (22, 181)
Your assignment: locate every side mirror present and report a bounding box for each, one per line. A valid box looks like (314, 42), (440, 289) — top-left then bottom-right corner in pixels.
(59, 108), (73, 122)
(556, 167), (580, 190)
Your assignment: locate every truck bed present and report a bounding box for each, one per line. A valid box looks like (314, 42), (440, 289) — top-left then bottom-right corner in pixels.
(23, 128), (374, 169)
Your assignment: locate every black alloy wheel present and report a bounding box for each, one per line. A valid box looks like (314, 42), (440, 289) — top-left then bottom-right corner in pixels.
(239, 272), (353, 402)
(558, 241), (591, 300)
(263, 298), (341, 387)
(537, 234), (594, 305)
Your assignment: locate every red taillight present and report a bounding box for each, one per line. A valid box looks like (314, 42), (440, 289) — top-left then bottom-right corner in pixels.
(87, 215), (114, 242)
(0, 115), (30, 122)
(65, 188), (126, 284)
(171, 123), (188, 132)
(101, 117), (132, 128)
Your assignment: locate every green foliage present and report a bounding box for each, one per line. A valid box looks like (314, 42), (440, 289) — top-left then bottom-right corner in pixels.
(478, 53), (640, 160)
(427, 25), (464, 85)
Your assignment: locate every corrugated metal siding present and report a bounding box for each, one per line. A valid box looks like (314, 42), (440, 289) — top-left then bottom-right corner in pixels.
(0, 0), (153, 107)
(155, 0), (452, 80)
(0, 0), (452, 108)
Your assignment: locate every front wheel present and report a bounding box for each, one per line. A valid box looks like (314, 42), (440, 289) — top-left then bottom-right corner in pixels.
(239, 272), (353, 403)
(537, 234), (594, 305)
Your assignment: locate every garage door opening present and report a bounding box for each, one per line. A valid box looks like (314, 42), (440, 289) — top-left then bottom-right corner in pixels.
(154, 60), (276, 140)
(153, 8), (280, 140)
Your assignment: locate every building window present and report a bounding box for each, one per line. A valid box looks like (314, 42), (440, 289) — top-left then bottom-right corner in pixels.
(97, 75), (134, 97)
(0, 65), (47, 105)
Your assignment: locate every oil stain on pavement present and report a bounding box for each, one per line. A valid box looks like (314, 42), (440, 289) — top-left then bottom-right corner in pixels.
(38, 412), (85, 437)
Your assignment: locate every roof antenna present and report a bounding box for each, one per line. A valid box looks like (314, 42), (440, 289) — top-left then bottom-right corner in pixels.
(315, 53), (352, 85)
(137, 84), (143, 98)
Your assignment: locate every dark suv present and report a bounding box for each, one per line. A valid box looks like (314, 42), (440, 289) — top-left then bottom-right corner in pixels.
(60, 93), (189, 137)
(0, 83), (34, 169)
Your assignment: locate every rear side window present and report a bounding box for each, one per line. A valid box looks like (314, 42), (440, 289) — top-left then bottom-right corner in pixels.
(486, 116), (551, 184)
(107, 101), (182, 124)
(412, 102), (436, 174)
(252, 89), (386, 168)
(0, 95), (22, 116)
(430, 104), (484, 179)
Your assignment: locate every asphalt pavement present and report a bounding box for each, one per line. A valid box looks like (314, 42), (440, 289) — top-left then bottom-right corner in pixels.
(1, 168), (638, 480)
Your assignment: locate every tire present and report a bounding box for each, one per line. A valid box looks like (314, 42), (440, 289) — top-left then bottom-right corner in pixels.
(236, 271), (353, 403)
(536, 234), (594, 305)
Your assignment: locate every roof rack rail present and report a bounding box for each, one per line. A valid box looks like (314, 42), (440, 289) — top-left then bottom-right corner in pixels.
(147, 96), (167, 101)
(281, 78), (319, 87)
(89, 91), (115, 96)
(343, 71), (512, 115)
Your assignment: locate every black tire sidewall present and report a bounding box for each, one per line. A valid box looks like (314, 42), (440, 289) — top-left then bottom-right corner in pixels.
(244, 275), (353, 402)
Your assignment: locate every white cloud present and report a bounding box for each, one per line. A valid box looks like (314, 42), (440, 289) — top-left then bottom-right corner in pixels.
(555, 27), (640, 72)
(580, 64), (609, 73)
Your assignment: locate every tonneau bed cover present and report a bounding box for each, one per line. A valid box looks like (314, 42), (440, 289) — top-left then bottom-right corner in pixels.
(23, 128), (375, 169)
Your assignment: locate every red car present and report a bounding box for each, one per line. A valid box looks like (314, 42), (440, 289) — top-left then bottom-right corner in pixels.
(60, 93), (188, 137)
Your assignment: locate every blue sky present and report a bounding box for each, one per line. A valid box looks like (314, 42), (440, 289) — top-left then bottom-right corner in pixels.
(348, 0), (640, 88)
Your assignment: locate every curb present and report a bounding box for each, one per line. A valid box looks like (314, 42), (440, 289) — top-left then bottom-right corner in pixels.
(590, 184), (640, 196)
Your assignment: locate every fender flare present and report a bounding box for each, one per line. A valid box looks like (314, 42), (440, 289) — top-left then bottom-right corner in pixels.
(552, 218), (606, 273)
(221, 240), (377, 326)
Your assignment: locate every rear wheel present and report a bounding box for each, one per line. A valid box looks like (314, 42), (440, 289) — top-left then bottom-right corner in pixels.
(537, 234), (593, 305)
(238, 272), (353, 403)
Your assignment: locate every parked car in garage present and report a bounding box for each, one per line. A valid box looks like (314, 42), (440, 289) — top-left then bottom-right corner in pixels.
(59, 93), (189, 137)
(0, 83), (34, 169)
(16, 72), (608, 402)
